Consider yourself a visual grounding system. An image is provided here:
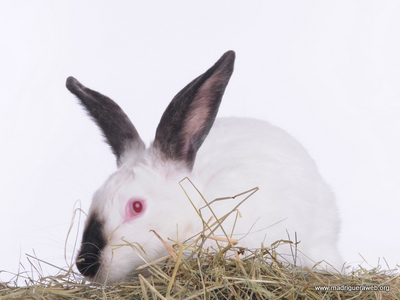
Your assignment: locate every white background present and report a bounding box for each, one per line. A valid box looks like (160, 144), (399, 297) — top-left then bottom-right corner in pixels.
(1, 1), (400, 283)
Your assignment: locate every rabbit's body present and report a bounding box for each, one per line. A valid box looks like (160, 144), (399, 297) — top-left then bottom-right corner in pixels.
(193, 117), (340, 264)
(66, 51), (341, 284)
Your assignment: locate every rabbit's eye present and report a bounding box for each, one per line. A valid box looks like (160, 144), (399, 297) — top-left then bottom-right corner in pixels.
(125, 199), (146, 222)
(132, 201), (143, 213)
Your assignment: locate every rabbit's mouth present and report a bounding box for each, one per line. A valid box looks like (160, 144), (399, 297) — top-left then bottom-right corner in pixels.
(76, 213), (106, 279)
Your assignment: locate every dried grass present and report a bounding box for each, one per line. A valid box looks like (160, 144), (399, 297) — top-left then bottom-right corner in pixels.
(2, 247), (399, 299)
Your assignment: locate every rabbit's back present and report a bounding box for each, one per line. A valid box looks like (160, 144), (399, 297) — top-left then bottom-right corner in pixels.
(193, 117), (341, 268)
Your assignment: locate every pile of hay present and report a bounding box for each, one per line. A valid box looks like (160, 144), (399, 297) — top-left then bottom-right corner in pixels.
(1, 181), (399, 299)
(1, 242), (399, 299)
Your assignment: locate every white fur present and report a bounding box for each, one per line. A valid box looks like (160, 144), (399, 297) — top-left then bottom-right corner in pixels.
(86, 117), (341, 283)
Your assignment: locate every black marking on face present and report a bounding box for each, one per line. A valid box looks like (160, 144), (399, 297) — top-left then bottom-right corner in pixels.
(76, 213), (106, 278)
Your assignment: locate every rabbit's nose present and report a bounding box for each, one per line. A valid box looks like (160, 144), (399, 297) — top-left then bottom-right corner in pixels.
(76, 213), (106, 278)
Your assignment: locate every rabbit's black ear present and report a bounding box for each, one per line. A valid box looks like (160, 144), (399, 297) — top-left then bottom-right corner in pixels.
(154, 51), (235, 170)
(66, 77), (145, 166)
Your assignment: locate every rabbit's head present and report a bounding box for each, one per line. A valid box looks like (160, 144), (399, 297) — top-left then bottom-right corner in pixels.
(66, 51), (235, 283)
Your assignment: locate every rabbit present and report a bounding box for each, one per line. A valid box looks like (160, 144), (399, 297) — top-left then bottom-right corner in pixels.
(66, 50), (342, 284)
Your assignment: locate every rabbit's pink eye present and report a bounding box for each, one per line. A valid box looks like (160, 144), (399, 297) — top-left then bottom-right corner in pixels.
(125, 199), (146, 222)
(132, 201), (143, 213)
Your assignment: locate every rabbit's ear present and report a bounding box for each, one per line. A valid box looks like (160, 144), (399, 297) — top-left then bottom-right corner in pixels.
(66, 77), (145, 166)
(154, 51), (235, 170)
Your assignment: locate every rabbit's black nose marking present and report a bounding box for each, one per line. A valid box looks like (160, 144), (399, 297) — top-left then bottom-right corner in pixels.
(76, 213), (106, 278)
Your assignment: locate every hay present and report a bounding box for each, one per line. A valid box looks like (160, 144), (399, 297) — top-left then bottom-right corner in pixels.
(1, 179), (399, 299)
(1, 245), (399, 299)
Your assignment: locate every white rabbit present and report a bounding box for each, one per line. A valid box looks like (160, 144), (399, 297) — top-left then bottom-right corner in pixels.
(66, 51), (341, 284)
